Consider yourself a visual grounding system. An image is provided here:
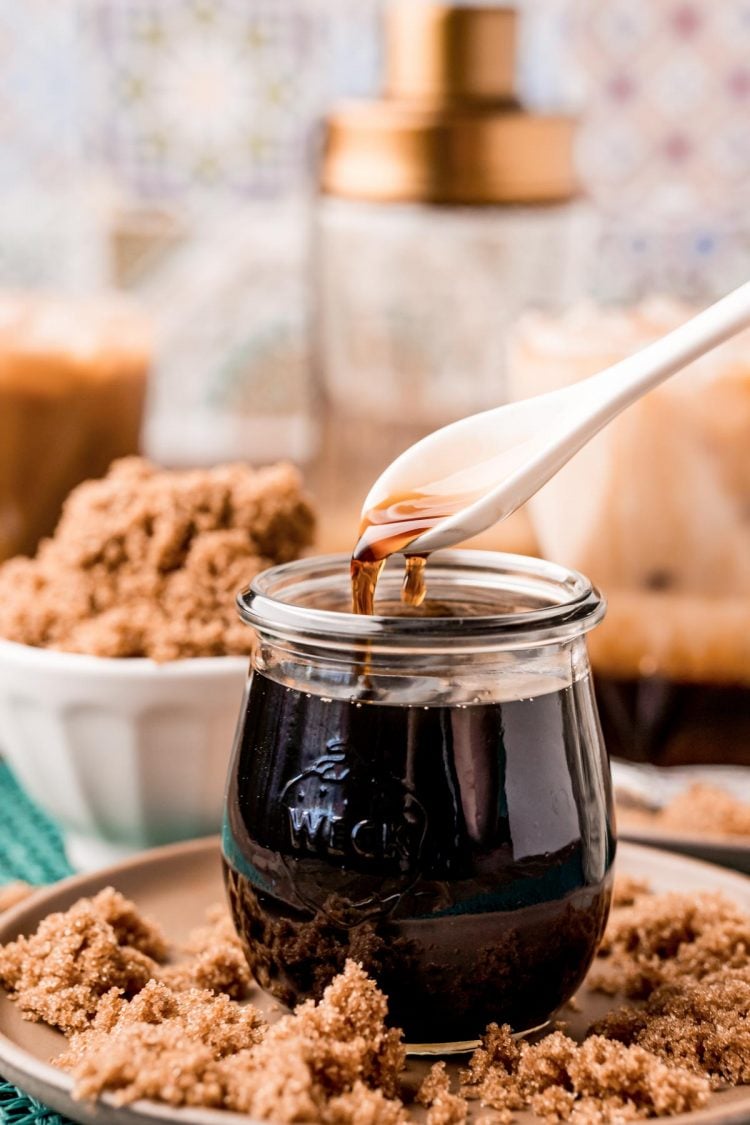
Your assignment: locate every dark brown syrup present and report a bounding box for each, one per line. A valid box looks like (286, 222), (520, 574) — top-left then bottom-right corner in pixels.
(351, 490), (476, 614)
(402, 554), (427, 607)
(223, 672), (615, 1043)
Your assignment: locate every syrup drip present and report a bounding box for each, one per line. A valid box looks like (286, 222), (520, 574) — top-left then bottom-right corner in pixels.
(351, 558), (386, 618)
(402, 555), (427, 607)
(350, 490), (476, 614)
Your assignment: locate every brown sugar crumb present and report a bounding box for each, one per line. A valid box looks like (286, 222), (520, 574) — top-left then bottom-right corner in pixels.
(460, 1024), (524, 1121)
(460, 1028), (709, 1124)
(0, 881), (33, 913)
(326, 1081), (408, 1124)
(219, 960), (406, 1122)
(638, 783), (750, 838)
(461, 1022), (521, 1088)
(583, 883), (750, 1107)
(89, 885), (168, 960)
(588, 891), (750, 999)
(0, 888), (165, 1033)
(0, 456), (315, 660)
(59, 959), (406, 1123)
(58, 979), (265, 1106)
(563, 1036), (709, 1118)
(418, 1062), (468, 1125)
(159, 904), (251, 999)
(611, 875), (651, 910)
(591, 975), (750, 1088)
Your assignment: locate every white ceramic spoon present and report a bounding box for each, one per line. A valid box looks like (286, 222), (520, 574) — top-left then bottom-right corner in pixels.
(361, 280), (750, 555)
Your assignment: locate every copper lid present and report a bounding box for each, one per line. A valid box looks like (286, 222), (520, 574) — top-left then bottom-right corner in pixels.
(321, 3), (577, 205)
(385, 4), (517, 104)
(322, 102), (577, 205)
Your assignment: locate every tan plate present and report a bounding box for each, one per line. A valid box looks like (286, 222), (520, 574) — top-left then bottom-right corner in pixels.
(1, 837), (750, 1125)
(618, 815), (750, 876)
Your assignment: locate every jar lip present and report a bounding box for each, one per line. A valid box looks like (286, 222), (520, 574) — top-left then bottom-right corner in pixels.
(237, 551), (605, 650)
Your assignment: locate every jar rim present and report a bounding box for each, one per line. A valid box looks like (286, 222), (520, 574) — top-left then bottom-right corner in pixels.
(237, 551), (605, 652)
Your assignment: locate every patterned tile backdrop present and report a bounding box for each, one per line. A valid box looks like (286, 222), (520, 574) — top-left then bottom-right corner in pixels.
(0, 0), (106, 286)
(571, 0), (750, 299)
(82, 0), (380, 204)
(0, 0), (382, 288)
(0, 0), (748, 462)
(0, 0), (748, 294)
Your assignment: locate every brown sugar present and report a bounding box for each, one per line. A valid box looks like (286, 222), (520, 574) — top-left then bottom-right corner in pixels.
(588, 890), (750, 998)
(460, 1022), (521, 1088)
(582, 877), (750, 1110)
(592, 976), (750, 1088)
(0, 456), (315, 660)
(90, 885), (168, 959)
(325, 1082), (409, 1124)
(460, 1027), (709, 1124)
(610, 875), (651, 910)
(458, 1023), (525, 1122)
(418, 1062), (469, 1125)
(58, 979), (266, 1106)
(60, 960), (407, 1123)
(217, 961), (406, 1123)
(0, 891), (253, 1035)
(0, 888), (165, 1033)
(627, 783), (750, 838)
(2, 882), (750, 1123)
(158, 904), (252, 999)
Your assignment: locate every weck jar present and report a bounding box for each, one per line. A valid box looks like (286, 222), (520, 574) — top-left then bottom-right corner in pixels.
(222, 551), (614, 1051)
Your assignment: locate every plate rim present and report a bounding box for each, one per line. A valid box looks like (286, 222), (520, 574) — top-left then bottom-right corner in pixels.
(618, 820), (750, 855)
(0, 837), (258, 1125)
(2, 836), (750, 1125)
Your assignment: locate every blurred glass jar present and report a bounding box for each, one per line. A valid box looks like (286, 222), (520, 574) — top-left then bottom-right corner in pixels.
(508, 299), (750, 767)
(0, 293), (150, 561)
(314, 3), (590, 546)
(142, 202), (317, 471)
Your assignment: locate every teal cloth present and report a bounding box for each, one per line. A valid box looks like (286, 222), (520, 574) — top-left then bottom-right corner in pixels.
(0, 761), (73, 1125)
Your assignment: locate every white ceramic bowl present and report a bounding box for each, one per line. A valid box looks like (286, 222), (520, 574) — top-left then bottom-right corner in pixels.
(0, 639), (248, 871)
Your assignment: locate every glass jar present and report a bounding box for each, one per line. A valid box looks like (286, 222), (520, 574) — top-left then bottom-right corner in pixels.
(222, 551), (614, 1050)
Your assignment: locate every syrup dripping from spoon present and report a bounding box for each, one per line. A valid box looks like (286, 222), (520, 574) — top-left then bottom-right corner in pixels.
(350, 490), (477, 614)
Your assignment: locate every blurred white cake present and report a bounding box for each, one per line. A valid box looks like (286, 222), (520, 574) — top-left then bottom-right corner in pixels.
(508, 300), (750, 767)
(508, 299), (750, 597)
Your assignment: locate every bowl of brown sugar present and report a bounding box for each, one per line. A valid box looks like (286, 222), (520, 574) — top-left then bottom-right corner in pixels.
(0, 457), (315, 870)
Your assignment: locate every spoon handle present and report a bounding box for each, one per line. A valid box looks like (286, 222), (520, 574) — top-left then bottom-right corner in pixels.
(582, 279), (750, 427)
(504, 280), (750, 521)
(384, 280), (750, 556)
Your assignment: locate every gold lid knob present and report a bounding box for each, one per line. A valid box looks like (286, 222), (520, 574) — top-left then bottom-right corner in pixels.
(385, 3), (517, 104)
(320, 2), (578, 206)
(322, 102), (577, 205)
